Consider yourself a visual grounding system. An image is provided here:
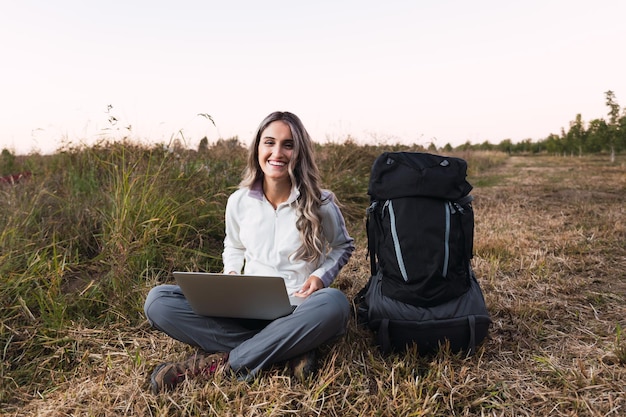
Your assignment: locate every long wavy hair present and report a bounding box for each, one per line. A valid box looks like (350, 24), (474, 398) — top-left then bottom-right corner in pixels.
(240, 111), (326, 265)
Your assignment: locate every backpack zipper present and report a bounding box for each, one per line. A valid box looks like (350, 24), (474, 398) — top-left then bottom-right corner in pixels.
(443, 201), (452, 278)
(384, 200), (409, 282)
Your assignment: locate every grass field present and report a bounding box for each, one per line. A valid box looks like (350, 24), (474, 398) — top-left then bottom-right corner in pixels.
(1, 143), (625, 416)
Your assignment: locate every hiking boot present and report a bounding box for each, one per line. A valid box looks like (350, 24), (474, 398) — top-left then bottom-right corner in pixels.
(289, 350), (317, 382)
(150, 352), (229, 394)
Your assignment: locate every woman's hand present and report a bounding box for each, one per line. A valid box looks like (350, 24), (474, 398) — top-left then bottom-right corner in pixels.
(294, 275), (324, 298)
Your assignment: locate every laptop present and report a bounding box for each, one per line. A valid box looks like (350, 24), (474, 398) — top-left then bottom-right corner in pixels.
(173, 272), (304, 320)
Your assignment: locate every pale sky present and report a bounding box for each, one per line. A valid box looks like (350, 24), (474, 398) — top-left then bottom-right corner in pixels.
(1, 0), (625, 155)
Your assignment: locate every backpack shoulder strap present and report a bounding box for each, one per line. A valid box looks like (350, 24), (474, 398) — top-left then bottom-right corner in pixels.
(366, 201), (379, 276)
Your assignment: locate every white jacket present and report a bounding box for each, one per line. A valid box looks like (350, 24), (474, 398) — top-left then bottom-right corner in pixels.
(222, 180), (355, 295)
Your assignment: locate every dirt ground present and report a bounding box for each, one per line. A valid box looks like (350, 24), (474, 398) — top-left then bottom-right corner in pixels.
(470, 155), (626, 414)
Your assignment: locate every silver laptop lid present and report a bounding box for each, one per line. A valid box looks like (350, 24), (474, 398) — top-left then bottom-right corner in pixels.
(173, 272), (303, 320)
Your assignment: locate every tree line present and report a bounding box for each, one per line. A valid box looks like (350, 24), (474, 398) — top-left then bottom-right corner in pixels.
(452, 91), (625, 157)
(2, 91), (624, 170)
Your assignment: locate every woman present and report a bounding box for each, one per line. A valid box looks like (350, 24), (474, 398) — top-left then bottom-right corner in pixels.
(144, 111), (354, 393)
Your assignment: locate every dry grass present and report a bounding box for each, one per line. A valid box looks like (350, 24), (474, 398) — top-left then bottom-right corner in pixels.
(2, 152), (626, 416)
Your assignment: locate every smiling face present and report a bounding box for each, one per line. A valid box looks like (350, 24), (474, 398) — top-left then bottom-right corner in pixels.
(257, 120), (295, 186)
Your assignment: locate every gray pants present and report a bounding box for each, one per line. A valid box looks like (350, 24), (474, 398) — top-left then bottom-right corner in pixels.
(144, 285), (350, 377)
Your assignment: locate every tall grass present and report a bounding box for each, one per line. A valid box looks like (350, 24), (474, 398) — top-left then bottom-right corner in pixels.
(0, 140), (251, 401)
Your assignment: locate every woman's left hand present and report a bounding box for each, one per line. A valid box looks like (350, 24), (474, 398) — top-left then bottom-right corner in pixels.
(294, 275), (324, 298)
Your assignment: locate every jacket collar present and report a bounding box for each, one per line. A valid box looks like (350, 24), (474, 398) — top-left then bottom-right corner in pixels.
(248, 179), (300, 205)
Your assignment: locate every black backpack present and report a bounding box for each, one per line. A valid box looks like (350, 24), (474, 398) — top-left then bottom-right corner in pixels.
(357, 152), (491, 354)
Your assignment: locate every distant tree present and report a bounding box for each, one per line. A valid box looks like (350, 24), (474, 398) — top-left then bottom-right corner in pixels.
(198, 137), (209, 154)
(605, 91), (620, 124)
(544, 133), (562, 155)
(586, 119), (608, 153)
(618, 113), (626, 152)
(605, 90), (621, 162)
(516, 138), (535, 153)
(477, 140), (495, 151)
(443, 143), (453, 152)
(529, 139), (545, 154)
(456, 141), (473, 152)
(1, 148), (16, 176)
(497, 139), (513, 154)
(567, 114), (587, 156)
(560, 126), (575, 156)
